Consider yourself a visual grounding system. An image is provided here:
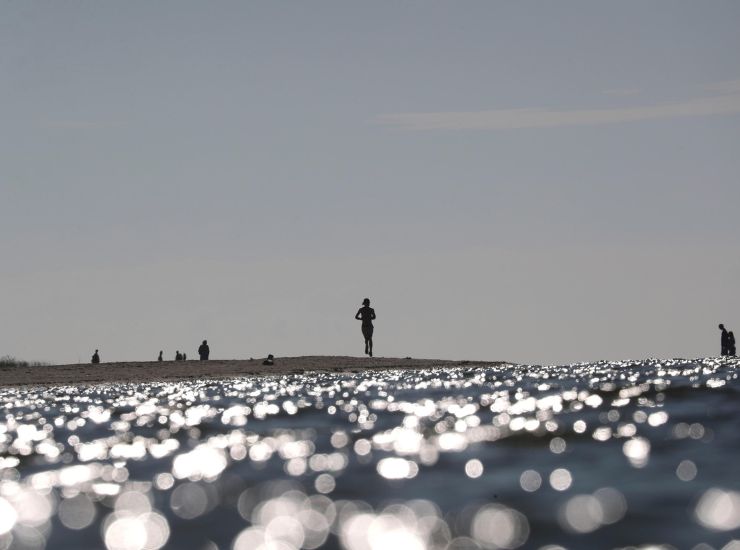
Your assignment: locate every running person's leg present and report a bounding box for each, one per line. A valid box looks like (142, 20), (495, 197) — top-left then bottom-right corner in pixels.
(362, 324), (374, 357)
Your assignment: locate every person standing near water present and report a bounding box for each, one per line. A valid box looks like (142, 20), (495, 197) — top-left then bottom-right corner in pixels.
(355, 298), (376, 357)
(158, 351), (163, 362)
(198, 340), (210, 361)
(719, 324), (730, 356)
(91, 350), (100, 364)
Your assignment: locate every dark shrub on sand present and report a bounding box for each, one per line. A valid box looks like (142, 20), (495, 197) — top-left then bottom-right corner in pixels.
(0, 355), (49, 367)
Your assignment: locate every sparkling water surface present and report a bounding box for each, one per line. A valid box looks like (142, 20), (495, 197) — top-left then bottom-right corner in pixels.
(1, 358), (739, 550)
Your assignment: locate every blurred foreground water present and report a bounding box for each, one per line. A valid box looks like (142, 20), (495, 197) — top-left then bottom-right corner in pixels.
(1, 358), (739, 550)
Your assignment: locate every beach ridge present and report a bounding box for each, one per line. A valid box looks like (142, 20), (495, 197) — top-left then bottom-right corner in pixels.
(0, 356), (507, 388)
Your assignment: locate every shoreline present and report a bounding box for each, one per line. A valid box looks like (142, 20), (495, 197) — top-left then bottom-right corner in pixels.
(0, 356), (507, 388)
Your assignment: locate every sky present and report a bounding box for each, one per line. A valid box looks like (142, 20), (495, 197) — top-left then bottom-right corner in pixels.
(1, 1), (739, 365)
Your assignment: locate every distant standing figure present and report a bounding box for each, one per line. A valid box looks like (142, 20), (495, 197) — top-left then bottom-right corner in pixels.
(262, 354), (274, 366)
(91, 350), (100, 364)
(719, 324), (730, 356)
(175, 350), (182, 361)
(183, 353), (187, 361)
(729, 332), (736, 357)
(355, 298), (376, 357)
(198, 340), (210, 361)
(158, 351), (163, 362)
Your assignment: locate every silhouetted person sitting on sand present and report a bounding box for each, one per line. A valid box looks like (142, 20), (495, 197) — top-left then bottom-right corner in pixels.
(175, 350), (182, 361)
(158, 351), (163, 362)
(262, 354), (274, 366)
(91, 350), (100, 364)
(198, 340), (210, 361)
(720, 324), (730, 356)
(355, 298), (376, 357)
(729, 332), (736, 357)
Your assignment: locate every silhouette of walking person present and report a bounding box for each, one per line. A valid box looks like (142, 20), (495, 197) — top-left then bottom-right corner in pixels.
(198, 340), (210, 361)
(91, 349), (100, 364)
(719, 324), (730, 356)
(355, 298), (376, 357)
(729, 331), (736, 357)
(158, 351), (163, 362)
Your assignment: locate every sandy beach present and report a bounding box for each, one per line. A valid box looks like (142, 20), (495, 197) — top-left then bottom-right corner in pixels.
(0, 356), (504, 388)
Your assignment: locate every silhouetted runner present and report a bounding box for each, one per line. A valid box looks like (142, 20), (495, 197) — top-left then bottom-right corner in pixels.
(158, 351), (163, 362)
(729, 332), (736, 357)
(719, 324), (730, 356)
(355, 298), (376, 357)
(91, 350), (100, 364)
(198, 340), (210, 361)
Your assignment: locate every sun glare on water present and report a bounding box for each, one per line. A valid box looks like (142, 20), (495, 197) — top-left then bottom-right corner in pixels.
(0, 357), (738, 548)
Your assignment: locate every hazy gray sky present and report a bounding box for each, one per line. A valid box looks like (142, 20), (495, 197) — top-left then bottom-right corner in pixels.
(2, 1), (739, 365)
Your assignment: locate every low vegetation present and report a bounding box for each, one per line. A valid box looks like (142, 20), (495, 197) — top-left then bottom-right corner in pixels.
(0, 355), (49, 367)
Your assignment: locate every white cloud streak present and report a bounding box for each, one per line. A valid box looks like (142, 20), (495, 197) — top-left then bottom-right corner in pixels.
(704, 79), (740, 94)
(378, 92), (740, 131)
(37, 120), (122, 131)
(602, 88), (642, 96)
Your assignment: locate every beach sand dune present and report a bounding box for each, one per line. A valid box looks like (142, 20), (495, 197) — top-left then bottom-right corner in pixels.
(0, 356), (504, 388)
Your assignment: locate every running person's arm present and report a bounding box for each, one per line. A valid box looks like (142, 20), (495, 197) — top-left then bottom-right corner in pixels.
(355, 309), (362, 320)
(371, 308), (376, 320)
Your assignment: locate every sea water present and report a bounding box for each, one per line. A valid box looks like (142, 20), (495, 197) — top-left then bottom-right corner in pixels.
(0, 358), (739, 550)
